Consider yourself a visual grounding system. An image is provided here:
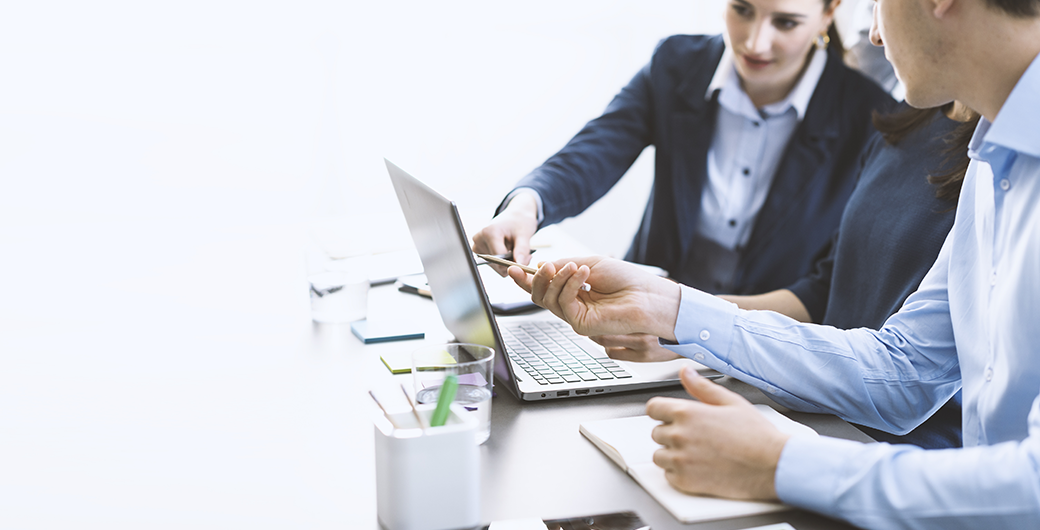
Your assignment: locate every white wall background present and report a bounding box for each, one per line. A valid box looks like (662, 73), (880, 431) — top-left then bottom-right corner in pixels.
(0, 2), (878, 527)
(1, 1), (728, 263)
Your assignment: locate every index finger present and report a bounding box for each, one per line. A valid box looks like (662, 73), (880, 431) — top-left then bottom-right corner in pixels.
(510, 237), (533, 267)
(646, 396), (694, 424)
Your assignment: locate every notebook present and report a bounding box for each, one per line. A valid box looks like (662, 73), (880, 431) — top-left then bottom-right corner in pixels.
(384, 159), (720, 401)
(578, 406), (818, 523)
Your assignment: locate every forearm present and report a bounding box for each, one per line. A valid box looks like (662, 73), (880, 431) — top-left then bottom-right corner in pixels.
(718, 289), (812, 323)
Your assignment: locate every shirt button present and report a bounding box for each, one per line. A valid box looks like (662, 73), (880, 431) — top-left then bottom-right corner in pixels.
(985, 367), (994, 381)
(699, 330), (710, 341)
(742, 167), (751, 176)
(991, 270), (998, 286)
(728, 219), (737, 227)
(1000, 179), (1011, 191)
(694, 353), (705, 361)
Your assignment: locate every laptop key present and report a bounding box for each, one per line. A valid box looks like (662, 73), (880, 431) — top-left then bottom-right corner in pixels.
(578, 372), (598, 382)
(595, 372), (615, 380)
(612, 372), (633, 379)
(562, 374), (581, 383)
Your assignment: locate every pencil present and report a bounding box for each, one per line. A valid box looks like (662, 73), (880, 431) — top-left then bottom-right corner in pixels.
(400, 384), (426, 431)
(368, 390), (399, 429)
(475, 253), (592, 292)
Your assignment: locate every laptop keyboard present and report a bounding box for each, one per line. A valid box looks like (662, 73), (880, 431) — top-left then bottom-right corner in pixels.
(501, 321), (631, 385)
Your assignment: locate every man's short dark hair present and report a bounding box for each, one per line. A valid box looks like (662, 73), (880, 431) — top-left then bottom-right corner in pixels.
(987, 0), (1040, 17)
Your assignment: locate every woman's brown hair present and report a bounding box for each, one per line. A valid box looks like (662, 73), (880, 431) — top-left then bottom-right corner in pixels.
(872, 103), (980, 203)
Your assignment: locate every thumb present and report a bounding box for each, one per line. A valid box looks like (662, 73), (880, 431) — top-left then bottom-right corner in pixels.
(512, 238), (532, 266)
(681, 366), (742, 406)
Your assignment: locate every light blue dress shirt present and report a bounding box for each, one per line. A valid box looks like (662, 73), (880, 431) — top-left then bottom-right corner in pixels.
(663, 52), (1040, 529)
(698, 47), (826, 251)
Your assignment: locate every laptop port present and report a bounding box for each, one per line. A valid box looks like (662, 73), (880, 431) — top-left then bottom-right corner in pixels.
(576, 389), (590, 395)
(557, 391), (570, 397)
(595, 389), (604, 393)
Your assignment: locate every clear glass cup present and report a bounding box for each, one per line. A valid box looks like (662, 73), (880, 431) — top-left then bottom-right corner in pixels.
(412, 343), (495, 444)
(307, 252), (369, 324)
(309, 270), (368, 323)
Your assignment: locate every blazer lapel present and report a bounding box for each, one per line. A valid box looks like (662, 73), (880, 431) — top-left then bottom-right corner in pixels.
(742, 55), (842, 260)
(669, 38), (725, 259)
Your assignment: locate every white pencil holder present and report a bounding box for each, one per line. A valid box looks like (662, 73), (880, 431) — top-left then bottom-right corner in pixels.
(374, 404), (480, 530)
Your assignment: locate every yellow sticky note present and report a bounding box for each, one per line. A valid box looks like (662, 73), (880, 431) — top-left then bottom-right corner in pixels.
(380, 349), (456, 374)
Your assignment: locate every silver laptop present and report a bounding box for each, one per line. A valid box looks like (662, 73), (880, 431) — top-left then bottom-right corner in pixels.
(385, 159), (715, 401)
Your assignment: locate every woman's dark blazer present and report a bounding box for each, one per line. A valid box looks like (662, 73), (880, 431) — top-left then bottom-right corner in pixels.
(503, 34), (893, 294)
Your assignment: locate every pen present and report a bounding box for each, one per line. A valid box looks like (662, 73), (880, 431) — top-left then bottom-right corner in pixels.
(429, 374), (459, 427)
(475, 253), (592, 292)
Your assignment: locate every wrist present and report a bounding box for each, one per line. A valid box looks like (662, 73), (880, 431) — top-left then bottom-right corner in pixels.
(753, 431), (789, 500)
(643, 277), (682, 341)
(505, 191), (540, 220)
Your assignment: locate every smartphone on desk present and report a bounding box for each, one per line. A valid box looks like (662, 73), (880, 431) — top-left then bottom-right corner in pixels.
(482, 511), (650, 530)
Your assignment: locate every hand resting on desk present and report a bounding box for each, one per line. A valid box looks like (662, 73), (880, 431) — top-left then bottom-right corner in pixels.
(648, 367), (789, 501)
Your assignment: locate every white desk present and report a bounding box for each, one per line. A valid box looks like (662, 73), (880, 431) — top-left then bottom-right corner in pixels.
(356, 282), (873, 530)
(1, 222), (870, 528)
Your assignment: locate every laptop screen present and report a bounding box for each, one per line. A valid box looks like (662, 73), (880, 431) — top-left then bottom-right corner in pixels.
(384, 160), (516, 395)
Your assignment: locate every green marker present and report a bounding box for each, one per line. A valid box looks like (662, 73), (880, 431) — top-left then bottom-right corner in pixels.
(429, 374), (459, 427)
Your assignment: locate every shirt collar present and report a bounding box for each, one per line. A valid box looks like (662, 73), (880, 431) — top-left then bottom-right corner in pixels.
(705, 46), (827, 120)
(968, 51), (1040, 161)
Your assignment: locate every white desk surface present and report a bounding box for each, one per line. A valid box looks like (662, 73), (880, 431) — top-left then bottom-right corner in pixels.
(1, 214), (870, 529)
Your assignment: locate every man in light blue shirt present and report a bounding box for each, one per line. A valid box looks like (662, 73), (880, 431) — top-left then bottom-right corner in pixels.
(505, 0), (1040, 527)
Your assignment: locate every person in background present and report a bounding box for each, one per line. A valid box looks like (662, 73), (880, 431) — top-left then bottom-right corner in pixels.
(473, 0), (892, 296)
(506, 0), (1040, 524)
(842, 0), (904, 97)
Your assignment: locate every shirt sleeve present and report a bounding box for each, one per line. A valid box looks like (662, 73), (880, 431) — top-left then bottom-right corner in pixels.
(664, 235), (1040, 527)
(665, 230), (962, 432)
(496, 188), (545, 223)
(505, 53), (656, 228)
(776, 422), (1040, 529)
(784, 229), (838, 323)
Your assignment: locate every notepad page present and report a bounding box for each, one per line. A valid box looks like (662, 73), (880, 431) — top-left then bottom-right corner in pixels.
(579, 415), (662, 469)
(627, 461), (787, 523)
(579, 405), (818, 524)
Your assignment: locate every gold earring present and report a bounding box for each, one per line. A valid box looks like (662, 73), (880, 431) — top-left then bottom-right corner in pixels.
(815, 32), (830, 51)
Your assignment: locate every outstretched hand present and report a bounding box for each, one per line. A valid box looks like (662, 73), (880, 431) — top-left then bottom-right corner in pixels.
(647, 367), (790, 500)
(506, 256), (681, 341)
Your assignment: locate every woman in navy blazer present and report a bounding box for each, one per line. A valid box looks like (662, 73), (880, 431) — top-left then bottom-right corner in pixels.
(474, 0), (892, 295)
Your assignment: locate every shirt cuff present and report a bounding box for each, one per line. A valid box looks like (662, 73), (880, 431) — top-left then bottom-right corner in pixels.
(775, 435), (861, 516)
(671, 284), (739, 350)
(501, 188), (544, 224)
